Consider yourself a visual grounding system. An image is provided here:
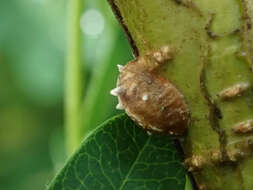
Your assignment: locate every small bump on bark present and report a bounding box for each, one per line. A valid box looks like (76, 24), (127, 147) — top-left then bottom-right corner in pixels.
(217, 82), (250, 101)
(232, 119), (253, 134)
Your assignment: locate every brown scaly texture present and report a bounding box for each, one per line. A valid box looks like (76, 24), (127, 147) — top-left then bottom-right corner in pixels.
(108, 0), (253, 189)
(111, 46), (189, 135)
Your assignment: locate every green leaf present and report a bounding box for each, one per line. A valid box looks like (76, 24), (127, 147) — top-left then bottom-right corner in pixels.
(47, 114), (186, 190)
(185, 176), (194, 190)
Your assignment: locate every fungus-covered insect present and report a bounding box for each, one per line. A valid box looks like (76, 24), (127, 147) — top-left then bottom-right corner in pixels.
(110, 46), (189, 135)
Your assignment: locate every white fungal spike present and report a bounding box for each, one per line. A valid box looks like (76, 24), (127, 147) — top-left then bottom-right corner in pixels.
(142, 94), (148, 101)
(153, 52), (163, 62)
(149, 125), (164, 132)
(110, 87), (124, 96)
(147, 131), (152, 136)
(116, 102), (124, 110)
(117, 64), (124, 72)
(161, 45), (170, 54)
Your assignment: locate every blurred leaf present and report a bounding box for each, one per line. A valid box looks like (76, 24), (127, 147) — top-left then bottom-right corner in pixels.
(78, 0), (133, 140)
(0, 0), (65, 107)
(81, 30), (132, 137)
(0, 0), (65, 190)
(47, 114), (186, 190)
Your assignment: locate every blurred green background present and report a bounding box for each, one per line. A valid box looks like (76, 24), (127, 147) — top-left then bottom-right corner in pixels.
(0, 0), (132, 189)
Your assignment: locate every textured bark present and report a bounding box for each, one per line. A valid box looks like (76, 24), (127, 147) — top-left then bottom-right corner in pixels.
(108, 0), (253, 189)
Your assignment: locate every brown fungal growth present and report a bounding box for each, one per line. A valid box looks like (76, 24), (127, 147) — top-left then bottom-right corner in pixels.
(184, 155), (206, 171)
(210, 150), (222, 163)
(232, 119), (253, 134)
(198, 184), (207, 190)
(217, 82), (250, 101)
(110, 46), (189, 135)
(184, 138), (253, 170)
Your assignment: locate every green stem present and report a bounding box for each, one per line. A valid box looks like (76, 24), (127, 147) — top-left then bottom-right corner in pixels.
(109, 0), (253, 189)
(65, 0), (84, 156)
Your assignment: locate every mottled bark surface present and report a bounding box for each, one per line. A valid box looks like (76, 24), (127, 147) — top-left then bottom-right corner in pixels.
(108, 0), (253, 189)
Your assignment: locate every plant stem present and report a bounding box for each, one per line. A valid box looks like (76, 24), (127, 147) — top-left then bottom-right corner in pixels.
(65, 0), (84, 156)
(108, 0), (253, 189)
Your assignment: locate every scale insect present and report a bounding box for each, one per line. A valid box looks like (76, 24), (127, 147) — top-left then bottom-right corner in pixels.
(110, 46), (190, 135)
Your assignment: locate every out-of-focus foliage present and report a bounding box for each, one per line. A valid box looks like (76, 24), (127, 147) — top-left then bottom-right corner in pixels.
(0, 0), (66, 189)
(80, 0), (133, 139)
(0, 0), (132, 189)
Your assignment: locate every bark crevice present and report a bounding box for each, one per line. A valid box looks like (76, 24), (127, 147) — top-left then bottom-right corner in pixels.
(107, 0), (139, 57)
(200, 56), (229, 162)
